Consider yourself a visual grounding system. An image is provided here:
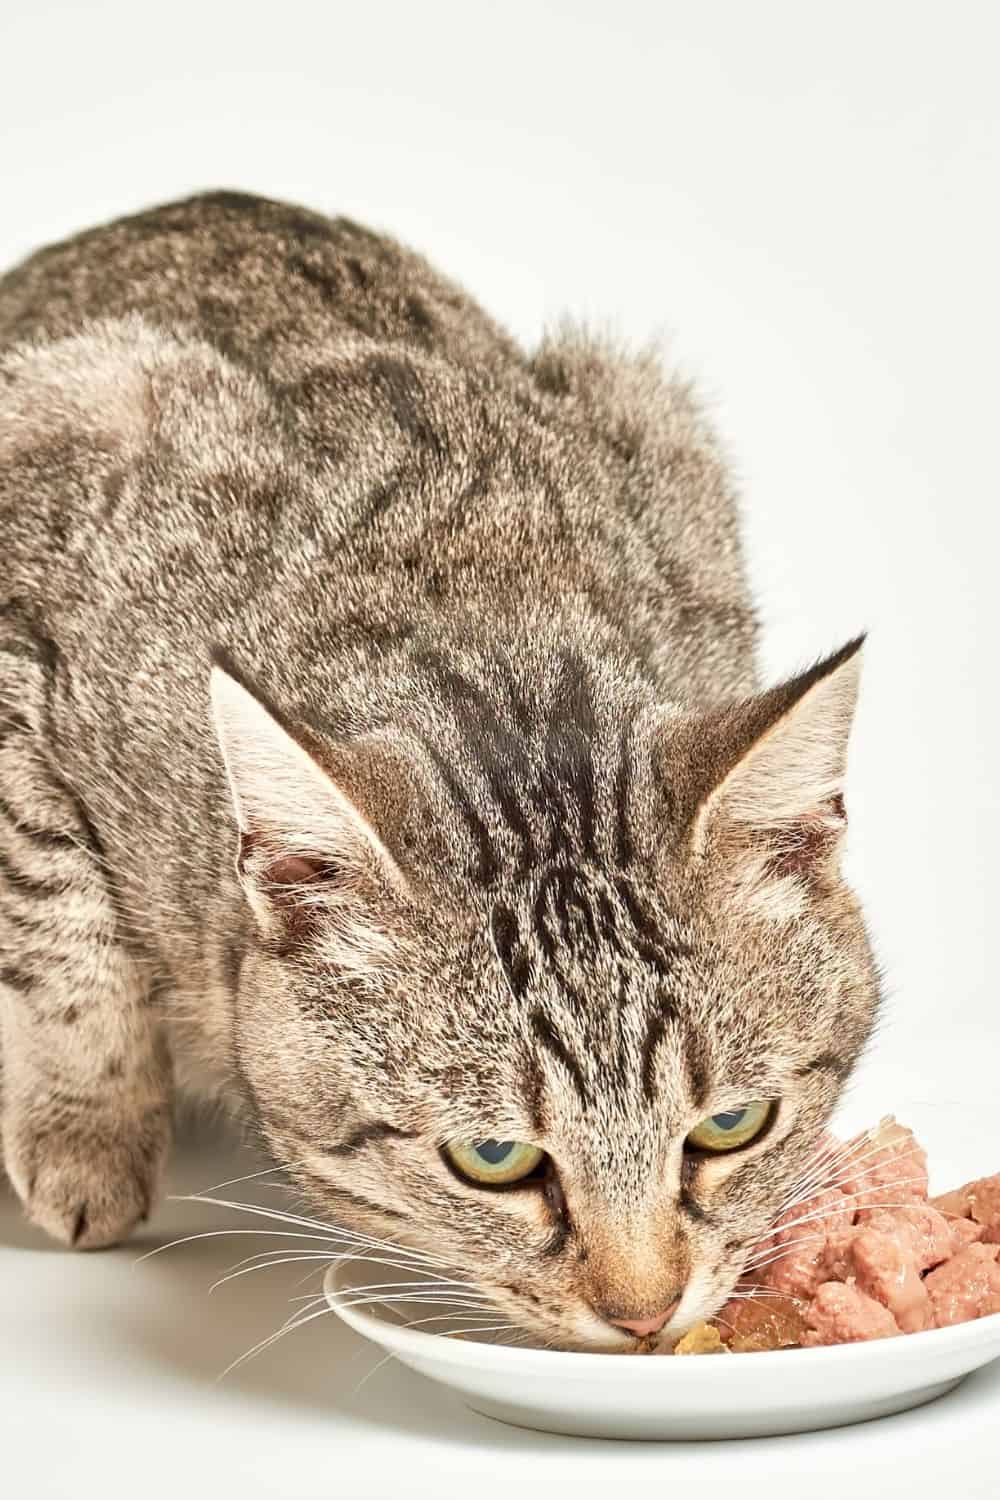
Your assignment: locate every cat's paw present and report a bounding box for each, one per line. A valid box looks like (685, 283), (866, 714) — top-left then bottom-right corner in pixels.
(3, 1106), (171, 1250)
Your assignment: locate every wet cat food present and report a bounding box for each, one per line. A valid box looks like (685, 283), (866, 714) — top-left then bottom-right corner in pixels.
(690, 1118), (1000, 1352)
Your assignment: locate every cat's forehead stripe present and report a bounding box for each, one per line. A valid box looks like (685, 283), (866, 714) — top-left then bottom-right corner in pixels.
(613, 705), (638, 870)
(418, 735), (500, 885)
(415, 650), (626, 888)
(529, 1006), (591, 1112)
(682, 1022), (713, 1112)
(489, 901), (531, 1000)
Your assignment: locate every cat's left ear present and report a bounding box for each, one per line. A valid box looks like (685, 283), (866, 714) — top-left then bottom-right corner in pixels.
(210, 660), (410, 948)
(689, 636), (865, 897)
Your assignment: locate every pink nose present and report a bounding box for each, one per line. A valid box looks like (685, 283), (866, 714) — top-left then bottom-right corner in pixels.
(608, 1300), (680, 1337)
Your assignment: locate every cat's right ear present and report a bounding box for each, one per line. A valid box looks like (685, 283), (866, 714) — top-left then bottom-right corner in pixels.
(209, 659), (410, 958)
(682, 637), (865, 915)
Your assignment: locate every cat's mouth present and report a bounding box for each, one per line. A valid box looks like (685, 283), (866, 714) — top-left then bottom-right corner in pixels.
(509, 1296), (701, 1355)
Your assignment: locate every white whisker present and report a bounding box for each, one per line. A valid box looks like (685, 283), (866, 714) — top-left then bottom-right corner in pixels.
(742, 1179), (927, 1253)
(742, 1235), (825, 1274)
(782, 1128), (870, 1200)
(339, 1294), (496, 1313)
(385, 1310), (500, 1330)
(134, 1227), (337, 1265)
(741, 1192), (930, 1278)
(212, 1249), (488, 1295)
(441, 1323), (524, 1340)
(210, 1254), (343, 1292)
(802, 1145), (925, 1202)
(218, 1299), (335, 1381)
(171, 1193), (454, 1270)
(348, 1348), (401, 1398)
(776, 1120), (893, 1209)
(194, 1158), (309, 1195)
(779, 1127), (923, 1214)
(212, 1244), (470, 1288)
(728, 1286), (801, 1301)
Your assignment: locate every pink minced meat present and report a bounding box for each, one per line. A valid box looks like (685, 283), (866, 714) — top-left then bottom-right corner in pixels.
(924, 1244), (1000, 1326)
(845, 1229), (933, 1332)
(931, 1173), (1000, 1230)
(952, 1218), (987, 1251)
(801, 1283), (899, 1346)
(757, 1187), (855, 1300)
(855, 1205), (955, 1271)
(711, 1123), (1000, 1350)
(835, 1120), (929, 1211)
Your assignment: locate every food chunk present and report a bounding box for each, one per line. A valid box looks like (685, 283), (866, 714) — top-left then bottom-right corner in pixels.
(704, 1123), (1000, 1355)
(930, 1173), (1000, 1226)
(924, 1243), (1000, 1326)
(855, 1204), (954, 1273)
(846, 1229), (933, 1333)
(768, 1187), (856, 1246)
(950, 1217), (986, 1252)
(673, 1321), (728, 1355)
(756, 1188), (855, 1300)
(930, 1183), (977, 1220)
(802, 1282), (900, 1346)
(712, 1293), (808, 1352)
(759, 1241), (832, 1301)
(837, 1118), (928, 1211)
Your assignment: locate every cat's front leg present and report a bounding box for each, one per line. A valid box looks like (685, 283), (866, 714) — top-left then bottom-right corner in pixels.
(0, 725), (172, 1249)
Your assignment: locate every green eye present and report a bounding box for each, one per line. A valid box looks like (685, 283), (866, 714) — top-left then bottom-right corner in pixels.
(685, 1101), (774, 1153)
(444, 1139), (546, 1186)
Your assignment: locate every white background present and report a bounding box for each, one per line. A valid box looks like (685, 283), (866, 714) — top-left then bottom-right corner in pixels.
(1, 2), (998, 1496)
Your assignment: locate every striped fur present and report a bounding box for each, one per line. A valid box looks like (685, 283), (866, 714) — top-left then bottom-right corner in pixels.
(0, 193), (879, 1345)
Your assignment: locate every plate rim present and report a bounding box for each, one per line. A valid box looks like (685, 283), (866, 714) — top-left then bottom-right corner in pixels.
(323, 1261), (1000, 1379)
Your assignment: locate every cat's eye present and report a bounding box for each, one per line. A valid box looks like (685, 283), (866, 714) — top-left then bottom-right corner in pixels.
(443, 1139), (546, 1186)
(685, 1100), (774, 1153)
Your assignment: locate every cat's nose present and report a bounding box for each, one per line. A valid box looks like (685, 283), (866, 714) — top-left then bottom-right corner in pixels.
(604, 1298), (681, 1337)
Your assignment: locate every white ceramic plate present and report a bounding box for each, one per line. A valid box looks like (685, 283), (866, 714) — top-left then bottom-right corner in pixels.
(324, 1261), (1000, 1440)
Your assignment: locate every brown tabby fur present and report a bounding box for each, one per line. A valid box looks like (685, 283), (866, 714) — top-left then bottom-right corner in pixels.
(0, 193), (878, 1349)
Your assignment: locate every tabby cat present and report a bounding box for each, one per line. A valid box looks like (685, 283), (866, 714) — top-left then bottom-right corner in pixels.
(0, 192), (877, 1350)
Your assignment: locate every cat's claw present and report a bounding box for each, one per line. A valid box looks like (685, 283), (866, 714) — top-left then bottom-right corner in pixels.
(3, 1109), (170, 1250)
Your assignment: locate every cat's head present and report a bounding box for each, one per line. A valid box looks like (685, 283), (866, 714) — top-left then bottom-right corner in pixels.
(211, 635), (878, 1351)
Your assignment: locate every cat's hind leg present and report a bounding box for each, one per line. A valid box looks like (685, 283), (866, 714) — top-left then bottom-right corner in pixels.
(0, 654), (172, 1248)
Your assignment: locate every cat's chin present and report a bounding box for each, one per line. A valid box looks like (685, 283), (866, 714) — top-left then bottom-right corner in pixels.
(506, 1295), (726, 1356)
(552, 1318), (713, 1356)
(544, 1312), (655, 1356)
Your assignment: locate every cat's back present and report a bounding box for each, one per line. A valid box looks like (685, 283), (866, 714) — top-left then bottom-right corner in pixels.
(0, 190), (522, 380)
(0, 190), (539, 629)
(0, 192), (758, 708)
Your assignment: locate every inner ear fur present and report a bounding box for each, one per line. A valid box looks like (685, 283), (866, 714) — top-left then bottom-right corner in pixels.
(686, 636), (865, 888)
(210, 656), (414, 942)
